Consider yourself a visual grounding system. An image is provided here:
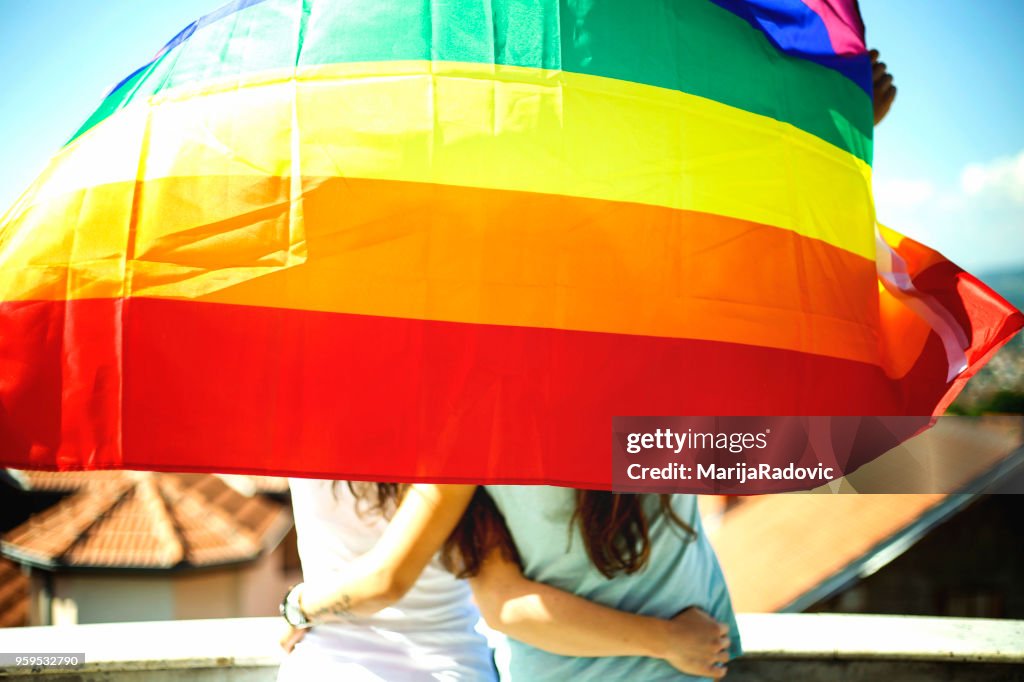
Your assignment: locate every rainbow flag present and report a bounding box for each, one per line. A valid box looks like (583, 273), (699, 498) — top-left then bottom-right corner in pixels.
(0, 0), (1020, 485)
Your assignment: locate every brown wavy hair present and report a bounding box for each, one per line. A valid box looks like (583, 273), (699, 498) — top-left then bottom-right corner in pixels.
(333, 483), (521, 575)
(446, 489), (695, 579)
(334, 482), (407, 518)
(333, 483), (693, 580)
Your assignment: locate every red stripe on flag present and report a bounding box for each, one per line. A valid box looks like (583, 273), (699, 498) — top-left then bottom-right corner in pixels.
(4, 296), (1010, 486)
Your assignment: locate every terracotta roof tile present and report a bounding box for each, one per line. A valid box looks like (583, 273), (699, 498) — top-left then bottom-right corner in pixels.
(11, 470), (289, 495)
(1, 472), (290, 570)
(65, 477), (183, 568)
(2, 481), (129, 565)
(161, 474), (263, 566)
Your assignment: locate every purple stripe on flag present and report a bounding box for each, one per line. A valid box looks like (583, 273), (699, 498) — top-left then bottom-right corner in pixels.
(711, 0), (871, 94)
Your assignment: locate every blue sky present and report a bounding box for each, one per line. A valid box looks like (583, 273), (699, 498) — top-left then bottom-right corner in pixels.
(863, 0), (1024, 275)
(0, 0), (1021, 274)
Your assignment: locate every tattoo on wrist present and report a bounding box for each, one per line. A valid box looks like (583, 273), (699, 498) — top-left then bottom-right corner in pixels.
(308, 593), (354, 621)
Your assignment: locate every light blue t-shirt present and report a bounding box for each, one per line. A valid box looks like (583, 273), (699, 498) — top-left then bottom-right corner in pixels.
(485, 487), (742, 681)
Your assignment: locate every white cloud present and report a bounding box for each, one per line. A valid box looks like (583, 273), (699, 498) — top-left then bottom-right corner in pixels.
(960, 148), (1024, 203)
(872, 148), (1024, 273)
(873, 177), (936, 209)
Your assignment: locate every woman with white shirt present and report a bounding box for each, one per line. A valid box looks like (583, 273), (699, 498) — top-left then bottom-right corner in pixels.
(276, 480), (496, 680)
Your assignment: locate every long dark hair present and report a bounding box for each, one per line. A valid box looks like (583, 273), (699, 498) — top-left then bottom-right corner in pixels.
(335, 482), (407, 518)
(447, 489), (694, 579)
(441, 487), (521, 576)
(334, 482), (521, 575)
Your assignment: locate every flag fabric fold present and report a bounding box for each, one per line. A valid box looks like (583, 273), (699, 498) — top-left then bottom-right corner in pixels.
(0, 0), (1020, 486)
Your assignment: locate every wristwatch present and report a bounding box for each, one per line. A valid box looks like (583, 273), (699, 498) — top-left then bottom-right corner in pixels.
(280, 583), (313, 629)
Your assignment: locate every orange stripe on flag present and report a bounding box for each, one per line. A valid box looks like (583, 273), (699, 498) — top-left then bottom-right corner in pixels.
(1, 176), (882, 365)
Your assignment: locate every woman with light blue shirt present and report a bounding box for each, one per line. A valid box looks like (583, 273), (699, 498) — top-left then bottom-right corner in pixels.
(277, 483), (734, 680)
(463, 487), (741, 680)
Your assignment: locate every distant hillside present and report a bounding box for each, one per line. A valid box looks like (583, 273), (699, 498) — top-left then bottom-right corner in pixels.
(949, 265), (1024, 415)
(977, 267), (1024, 312)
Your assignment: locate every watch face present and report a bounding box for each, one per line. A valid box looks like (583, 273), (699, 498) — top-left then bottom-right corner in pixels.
(281, 587), (307, 627)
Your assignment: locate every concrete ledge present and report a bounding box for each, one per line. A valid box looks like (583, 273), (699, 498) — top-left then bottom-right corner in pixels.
(0, 618), (282, 676)
(726, 658), (1024, 682)
(0, 614), (1021, 679)
(737, 613), (1024, 663)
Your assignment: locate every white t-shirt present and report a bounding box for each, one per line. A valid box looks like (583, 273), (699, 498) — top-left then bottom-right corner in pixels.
(277, 479), (497, 681)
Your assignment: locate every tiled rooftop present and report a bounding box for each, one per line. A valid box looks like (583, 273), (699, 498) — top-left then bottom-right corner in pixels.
(9, 470), (291, 496)
(2, 472), (291, 570)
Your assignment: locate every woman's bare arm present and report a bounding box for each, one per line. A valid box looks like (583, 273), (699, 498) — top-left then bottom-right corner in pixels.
(470, 548), (731, 678)
(297, 484), (476, 620)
